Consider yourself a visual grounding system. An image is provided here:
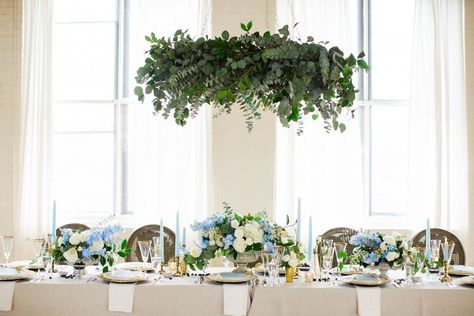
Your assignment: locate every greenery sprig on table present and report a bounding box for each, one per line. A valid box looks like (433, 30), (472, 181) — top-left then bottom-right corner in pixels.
(135, 21), (369, 134)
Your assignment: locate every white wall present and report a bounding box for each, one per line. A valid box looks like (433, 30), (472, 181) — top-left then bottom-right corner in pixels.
(0, 0), (21, 238)
(210, 0), (277, 217)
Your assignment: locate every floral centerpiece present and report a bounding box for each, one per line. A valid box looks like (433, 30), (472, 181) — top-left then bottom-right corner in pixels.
(53, 224), (131, 272)
(184, 203), (274, 271)
(348, 232), (405, 269)
(273, 224), (305, 283)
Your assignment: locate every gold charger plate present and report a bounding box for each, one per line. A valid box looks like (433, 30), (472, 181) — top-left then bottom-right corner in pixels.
(342, 274), (390, 286)
(456, 276), (474, 286)
(0, 269), (35, 281)
(98, 272), (147, 284)
(205, 272), (256, 284)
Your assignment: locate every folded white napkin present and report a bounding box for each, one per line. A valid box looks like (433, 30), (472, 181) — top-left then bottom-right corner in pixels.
(223, 283), (249, 316)
(356, 286), (381, 316)
(0, 281), (16, 312)
(108, 283), (135, 313)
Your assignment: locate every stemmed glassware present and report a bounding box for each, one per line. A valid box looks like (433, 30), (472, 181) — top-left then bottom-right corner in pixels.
(333, 242), (347, 280)
(430, 240), (441, 266)
(150, 237), (163, 283)
(40, 247), (52, 280)
(259, 243), (272, 286)
(138, 240), (151, 276)
(267, 246), (282, 286)
(1, 236), (13, 265)
(440, 240), (455, 283)
(322, 244), (334, 282)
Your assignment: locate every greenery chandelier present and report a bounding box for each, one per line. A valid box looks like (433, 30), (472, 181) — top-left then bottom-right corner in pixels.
(135, 22), (369, 134)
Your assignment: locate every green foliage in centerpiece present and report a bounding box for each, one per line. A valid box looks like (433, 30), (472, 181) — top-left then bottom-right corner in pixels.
(135, 21), (369, 133)
(184, 203), (275, 270)
(274, 224), (305, 269)
(53, 225), (132, 273)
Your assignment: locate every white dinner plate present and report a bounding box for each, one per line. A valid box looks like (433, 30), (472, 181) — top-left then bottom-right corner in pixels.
(456, 276), (474, 286)
(448, 265), (474, 276)
(115, 262), (154, 272)
(0, 268), (35, 281)
(98, 270), (147, 283)
(342, 273), (390, 286)
(205, 272), (256, 284)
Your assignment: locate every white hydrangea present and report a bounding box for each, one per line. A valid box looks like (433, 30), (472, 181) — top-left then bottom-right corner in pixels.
(234, 228), (244, 239)
(231, 220), (240, 229)
(90, 240), (105, 252)
(63, 248), (78, 263)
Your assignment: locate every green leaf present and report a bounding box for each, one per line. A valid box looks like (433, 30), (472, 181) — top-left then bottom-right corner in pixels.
(121, 239), (127, 250)
(357, 59), (369, 70)
(221, 30), (229, 40)
(357, 51), (365, 58)
(99, 256), (106, 266)
(240, 23), (247, 32)
(339, 123), (346, 133)
(246, 21), (253, 31)
(134, 86), (143, 96)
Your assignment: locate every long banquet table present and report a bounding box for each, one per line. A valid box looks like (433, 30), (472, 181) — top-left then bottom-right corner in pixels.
(1, 273), (474, 316)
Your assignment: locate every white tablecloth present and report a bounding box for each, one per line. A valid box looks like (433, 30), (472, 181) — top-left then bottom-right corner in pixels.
(1, 274), (474, 316)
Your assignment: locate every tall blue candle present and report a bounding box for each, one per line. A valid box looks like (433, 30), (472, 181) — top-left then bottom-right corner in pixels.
(175, 212), (180, 256)
(425, 218), (431, 262)
(52, 200), (57, 240)
(307, 216), (313, 262)
(296, 198), (301, 243)
(160, 219), (164, 260)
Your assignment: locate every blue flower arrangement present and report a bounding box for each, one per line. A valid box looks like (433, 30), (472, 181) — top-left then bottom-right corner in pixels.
(53, 224), (131, 272)
(349, 231), (405, 267)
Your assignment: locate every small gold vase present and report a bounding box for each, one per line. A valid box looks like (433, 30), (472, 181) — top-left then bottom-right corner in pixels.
(285, 267), (295, 283)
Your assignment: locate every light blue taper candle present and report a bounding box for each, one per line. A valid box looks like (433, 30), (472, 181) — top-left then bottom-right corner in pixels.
(52, 200), (57, 240)
(296, 198), (301, 243)
(307, 216), (313, 262)
(425, 218), (431, 263)
(175, 212), (180, 256)
(160, 219), (164, 260)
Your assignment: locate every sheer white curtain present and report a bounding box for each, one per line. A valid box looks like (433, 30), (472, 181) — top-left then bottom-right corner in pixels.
(15, 0), (54, 259)
(407, 0), (468, 256)
(275, 0), (364, 235)
(126, 0), (211, 241)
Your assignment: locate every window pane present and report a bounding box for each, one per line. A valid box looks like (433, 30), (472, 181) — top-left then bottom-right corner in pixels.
(370, 0), (415, 100)
(55, 0), (117, 22)
(54, 23), (116, 100)
(53, 133), (115, 214)
(370, 105), (408, 215)
(54, 102), (114, 132)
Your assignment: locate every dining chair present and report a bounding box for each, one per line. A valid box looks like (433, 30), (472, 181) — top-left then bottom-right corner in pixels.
(411, 228), (465, 265)
(56, 223), (90, 237)
(126, 224), (176, 263)
(321, 227), (358, 267)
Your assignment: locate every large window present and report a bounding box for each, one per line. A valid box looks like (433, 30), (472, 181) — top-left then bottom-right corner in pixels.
(52, 0), (209, 225)
(275, 0), (415, 229)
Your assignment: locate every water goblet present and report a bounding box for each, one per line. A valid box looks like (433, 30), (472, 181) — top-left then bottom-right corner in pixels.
(150, 247), (162, 283)
(430, 240), (441, 266)
(41, 248), (52, 280)
(322, 245), (334, 284)
(268, 246), (282, 286)
(333, 242), (347, 279)
(1, 236), (13, 265)
(138, 240), (151, 275)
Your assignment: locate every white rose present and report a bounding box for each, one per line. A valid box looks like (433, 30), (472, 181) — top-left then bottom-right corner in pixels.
(90, 240), (105, 252)
(385, 251), (400, 262)
(209, 239), (216, 246)
(231, 220), (240, 229)
(234, 228), (244, 239)
(190, 247), (202, 258)
(69, 233), (82, 246)
(281, 238), (288, 244)
(245, 237), (254, 246)
(282, 254), (290, 262)
(233, 238), (247, 253)
(383, 235), (396, 246)
(288, 259), (298, 268)
(80, 231), (90, 243)
(216, 240), (223, 247)
(244, 223), (253, 233)
(63, 248), (78, 263)
(57, 237), (64, 246)
(380, 242), (388, 251)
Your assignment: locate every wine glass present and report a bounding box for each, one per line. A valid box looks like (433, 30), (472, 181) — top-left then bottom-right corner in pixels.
(1, 236), (13, 265)
(430, 240), (441, 266)
(138, 240), (151, 275)
(268, 246), (282, 286)
(151, 237), (163, 283)
(322, 245), (334, 282)
(31, 238), (45, 264)
(259, 243), (272, 286)
(333, 242), (347, 279)
(40, 248), (52, 280)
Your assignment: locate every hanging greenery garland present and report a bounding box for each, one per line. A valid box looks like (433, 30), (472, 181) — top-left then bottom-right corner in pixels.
(134, 21), (368, 133)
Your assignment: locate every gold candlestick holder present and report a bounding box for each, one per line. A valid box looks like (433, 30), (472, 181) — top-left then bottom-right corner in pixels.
(440, 260), (452, 283)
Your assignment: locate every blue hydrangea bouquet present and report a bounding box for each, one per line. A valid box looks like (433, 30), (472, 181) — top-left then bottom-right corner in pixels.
(53, 224), (131, 272)
(184, 203), (275, 270)
(349, 232), (405, 268)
